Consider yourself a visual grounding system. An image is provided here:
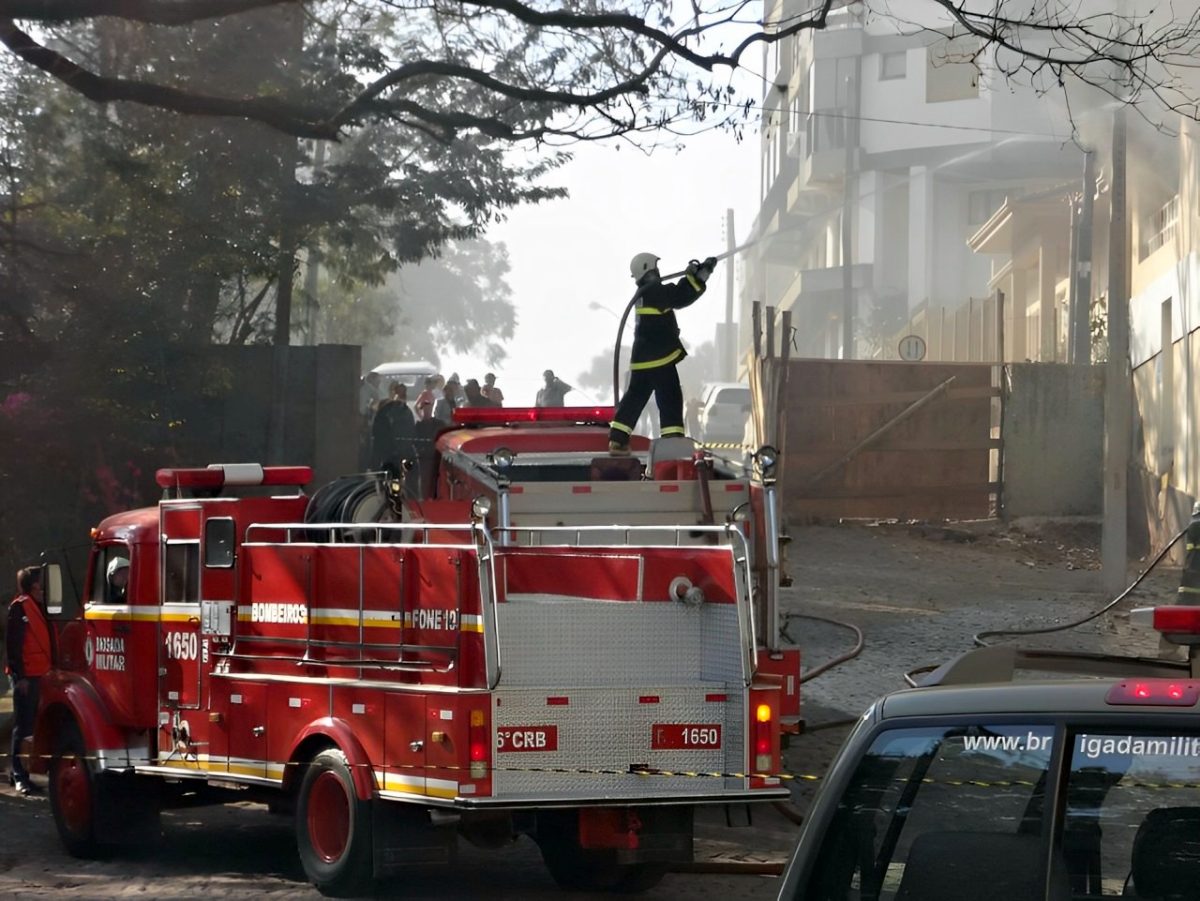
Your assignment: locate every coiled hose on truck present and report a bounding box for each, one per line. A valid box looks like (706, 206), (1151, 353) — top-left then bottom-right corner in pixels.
(303, 472), (402, 540)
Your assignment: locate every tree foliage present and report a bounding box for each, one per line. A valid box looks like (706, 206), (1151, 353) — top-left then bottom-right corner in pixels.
(0, 0), (1197, 144)
(322, 237), (517, 368)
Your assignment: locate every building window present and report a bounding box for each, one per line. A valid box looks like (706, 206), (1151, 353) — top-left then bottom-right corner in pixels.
(880, 51), (906, 80)
(1143, 194), (1179, 259)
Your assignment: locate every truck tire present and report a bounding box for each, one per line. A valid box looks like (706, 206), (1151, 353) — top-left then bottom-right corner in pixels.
(296, 748), (374, 897)
(49, 719), (103, 858)
(536, 812), (667, 893)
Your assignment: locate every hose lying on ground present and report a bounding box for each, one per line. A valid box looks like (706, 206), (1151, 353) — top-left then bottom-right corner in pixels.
(973, 525), (1188, 647)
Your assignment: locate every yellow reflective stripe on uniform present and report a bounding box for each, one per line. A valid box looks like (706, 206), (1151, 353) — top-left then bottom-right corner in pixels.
(609, 421), (633, 435)
(630, 349), (683, 371)
(661, 426), (686, 436)
(1189, 543), (1200, 551)
(686, 274), (704, 292)
(635, 307), (666, 315)
(1179, 586), (1200, 594)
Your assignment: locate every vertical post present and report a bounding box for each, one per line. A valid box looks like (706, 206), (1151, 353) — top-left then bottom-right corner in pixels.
(995, 288), (1005, 362)
(724, 208), (736, 381)
(1103, 108), (1131, 596)
(1066, 196), (1079, 361)
(1073, 150), (1097, 364)
(840, 64), (859, 359)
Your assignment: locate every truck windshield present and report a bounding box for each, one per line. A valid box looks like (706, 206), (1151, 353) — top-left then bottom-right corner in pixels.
(797, 724), (1055, 901)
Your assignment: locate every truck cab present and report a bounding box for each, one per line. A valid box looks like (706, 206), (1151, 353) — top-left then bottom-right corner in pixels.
(777, 610), (1200, 901)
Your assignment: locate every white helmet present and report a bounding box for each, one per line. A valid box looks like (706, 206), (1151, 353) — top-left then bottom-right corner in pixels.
(629, 252), (660, 282)
(106, 556), (130, 581)
(1193, 500), (1200, 517)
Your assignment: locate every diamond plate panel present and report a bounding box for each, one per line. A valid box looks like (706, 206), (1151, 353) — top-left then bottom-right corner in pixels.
(497, 600), (743, 686)
(491, 687), (746, 799)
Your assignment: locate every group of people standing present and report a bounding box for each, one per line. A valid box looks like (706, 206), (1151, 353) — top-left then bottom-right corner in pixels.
(362, 371), (509, 472)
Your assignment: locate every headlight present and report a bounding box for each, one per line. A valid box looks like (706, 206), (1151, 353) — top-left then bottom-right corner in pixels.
(489, 447), (515, 471)
(471, 496), (493, 520)
(754, 445), (779, 479)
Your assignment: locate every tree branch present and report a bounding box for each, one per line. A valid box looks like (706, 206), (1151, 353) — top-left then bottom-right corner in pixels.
(0, 0), (297, 26)
(0, 18), (342, 138)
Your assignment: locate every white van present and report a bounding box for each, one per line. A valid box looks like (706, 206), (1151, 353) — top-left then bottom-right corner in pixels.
(364, 360), (438, 413)
(698, 381), (752, 445)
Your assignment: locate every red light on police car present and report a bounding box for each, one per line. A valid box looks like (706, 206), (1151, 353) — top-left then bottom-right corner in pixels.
(1106, 680), (1200, 706)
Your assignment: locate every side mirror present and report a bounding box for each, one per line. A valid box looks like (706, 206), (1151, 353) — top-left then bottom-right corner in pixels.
(43, 563), (64, 615)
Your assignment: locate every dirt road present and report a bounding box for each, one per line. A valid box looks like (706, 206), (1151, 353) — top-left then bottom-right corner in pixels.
(0, 519), (1175, 899)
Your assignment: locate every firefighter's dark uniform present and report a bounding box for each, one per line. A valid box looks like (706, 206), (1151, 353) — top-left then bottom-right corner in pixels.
(1179, 511), (1200, 601)
(609, 268), (708, 447)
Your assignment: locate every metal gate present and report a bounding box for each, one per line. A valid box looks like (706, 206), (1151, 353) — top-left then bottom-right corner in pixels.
(774, 359), (1000, 522)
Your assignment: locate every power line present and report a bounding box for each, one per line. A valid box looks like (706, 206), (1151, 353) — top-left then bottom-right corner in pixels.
(708, 97), (1071, 140)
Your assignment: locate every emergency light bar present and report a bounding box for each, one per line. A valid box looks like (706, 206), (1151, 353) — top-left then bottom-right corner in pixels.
(155, 464), (313, 489)
(452, 406), (616, 426)
(1131, 606), (1200, 643)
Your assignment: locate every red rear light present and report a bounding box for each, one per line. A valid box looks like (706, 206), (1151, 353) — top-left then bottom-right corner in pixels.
(1106, 680), (1200, 706)
(1131, 606), (1200, 635)
(754, 703), (773, 771)
(451, 406), (615, 426)
(469, 710), (488, 777)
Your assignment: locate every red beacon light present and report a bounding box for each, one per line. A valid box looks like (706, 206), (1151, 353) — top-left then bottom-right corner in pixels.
(452, 406), (616, 427)
(1130, 606), (1200, 645)
(155, 463), (313, 490)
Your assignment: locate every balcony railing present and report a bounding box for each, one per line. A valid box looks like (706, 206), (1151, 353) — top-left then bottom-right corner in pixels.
(1143, 194), (1179, 258)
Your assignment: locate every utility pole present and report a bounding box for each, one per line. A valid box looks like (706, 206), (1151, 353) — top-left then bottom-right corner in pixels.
(1102, 108), (1131, 596)
(302, 140), (327, 346)
(1071, 150), (1096, 363)
(840, 61), (860, 359)
(723, 208), (736, 380)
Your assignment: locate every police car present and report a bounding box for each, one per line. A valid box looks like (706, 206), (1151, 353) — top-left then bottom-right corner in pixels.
(777, 606), (1200, 901)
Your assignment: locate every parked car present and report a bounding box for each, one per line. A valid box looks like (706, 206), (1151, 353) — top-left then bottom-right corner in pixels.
(697, 381), (751, 445)
(369, 359), (438, 392)
(777, 609), (1200, 901)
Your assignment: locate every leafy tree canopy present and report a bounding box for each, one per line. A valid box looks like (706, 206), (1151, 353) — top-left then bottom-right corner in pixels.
(0, 0), (1196, 144)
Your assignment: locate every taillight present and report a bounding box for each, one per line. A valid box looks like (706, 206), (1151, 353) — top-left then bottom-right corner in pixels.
(1131, 606), (1200, 640)
(1106, 680), (1200, 706)
(469, 709), (488, 779)
(754, 703), (773, 773)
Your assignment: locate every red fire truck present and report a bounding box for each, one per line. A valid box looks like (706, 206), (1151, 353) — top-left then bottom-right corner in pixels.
(30, 404), (800, 896)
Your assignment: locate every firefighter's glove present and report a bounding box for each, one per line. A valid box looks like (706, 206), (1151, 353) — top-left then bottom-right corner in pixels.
(690, 256), (717, 283)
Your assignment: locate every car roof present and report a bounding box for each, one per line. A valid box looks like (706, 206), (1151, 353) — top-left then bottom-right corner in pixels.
(878, 644), (1195, 719)
(370, 360), (437, 377)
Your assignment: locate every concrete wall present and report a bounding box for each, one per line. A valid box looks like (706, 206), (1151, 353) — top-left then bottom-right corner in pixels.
(1002, 363), (1104, 517)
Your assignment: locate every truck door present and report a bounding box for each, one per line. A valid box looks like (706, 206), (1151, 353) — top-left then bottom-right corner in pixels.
(160, 506), (203, 711)
(84, 543), (156, 728)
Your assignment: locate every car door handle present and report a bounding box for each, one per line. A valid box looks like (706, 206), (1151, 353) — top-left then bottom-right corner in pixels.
(409, 740), (424, 753)
(252, 726), (265, 738)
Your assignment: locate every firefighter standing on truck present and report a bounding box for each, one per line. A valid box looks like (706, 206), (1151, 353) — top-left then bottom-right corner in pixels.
(608, 252), (717, 454)
(6, 566), (50, 795)
(1180, 502), (1200, 600)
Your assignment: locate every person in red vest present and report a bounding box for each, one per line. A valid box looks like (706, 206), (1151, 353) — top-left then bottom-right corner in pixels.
(6, 566), (51, 795)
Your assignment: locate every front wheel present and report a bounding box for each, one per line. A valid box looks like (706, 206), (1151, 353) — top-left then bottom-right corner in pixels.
(49, 720), (102, 858)
(296, 748), (374, 897)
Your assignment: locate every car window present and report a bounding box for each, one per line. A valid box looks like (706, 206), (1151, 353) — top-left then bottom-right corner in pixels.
(714, 388), (751, 406)
(1061, 729), (1200, 897)
(798, 724), (1055, 901)
(90, 545), (132, 606)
